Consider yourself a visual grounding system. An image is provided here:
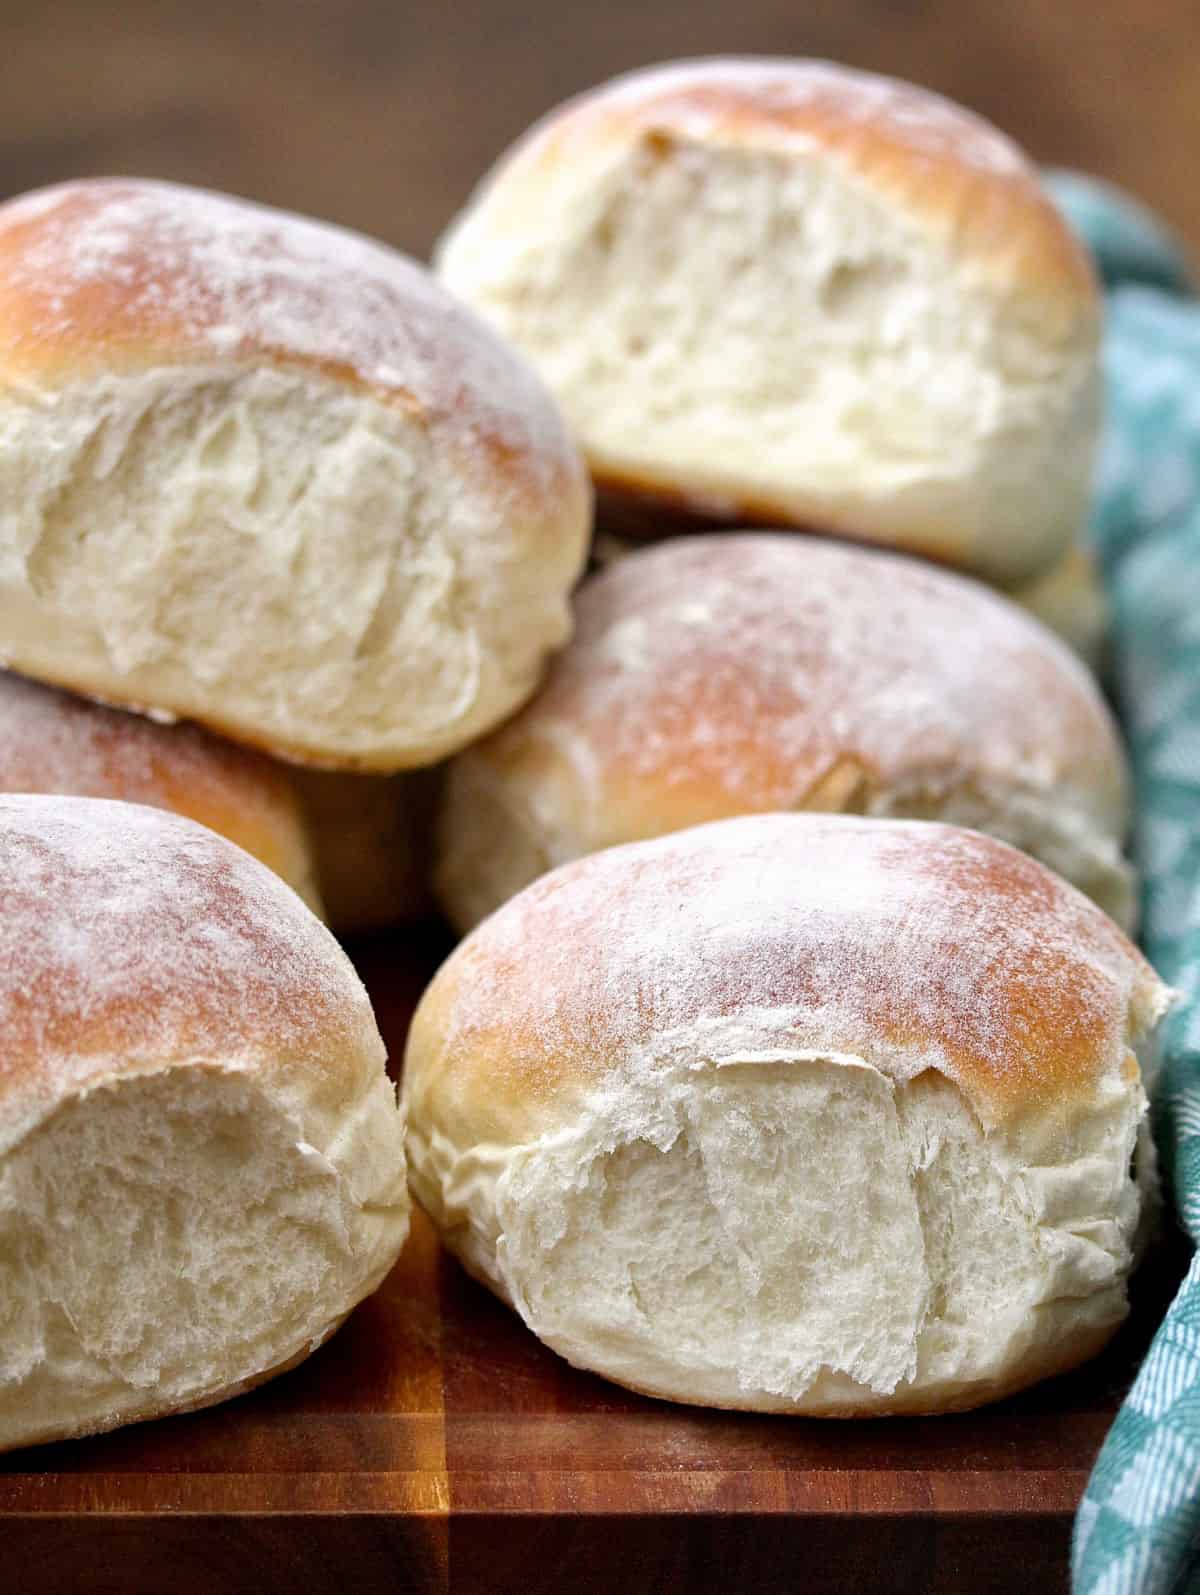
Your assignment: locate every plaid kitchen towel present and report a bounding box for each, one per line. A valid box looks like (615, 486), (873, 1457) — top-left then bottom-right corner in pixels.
(1041, 173), (1200, 1595)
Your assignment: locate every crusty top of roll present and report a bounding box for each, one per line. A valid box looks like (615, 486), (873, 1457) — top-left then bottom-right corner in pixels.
(0, 794), (381, 1156)
(457, 535), (1126, 831)
(0, 670), (319, 912)
(0, 178), (577, 504)
(437, 58), (1099, 584)
(465, 57), (1092, 320)
(0, 179), (590, 770)
(437, 535), (1132, 930)
(409, 815), (1169, 1147)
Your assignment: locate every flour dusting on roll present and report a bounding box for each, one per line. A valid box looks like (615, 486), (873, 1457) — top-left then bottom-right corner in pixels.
(0, 179), (590, 770)
(0, 795), (409, 1452)
(437, 534), (1134, 932)
(437, 57), (1100, 585)
(407, 814), (1171, 1416)
(0, 669), (321, 913)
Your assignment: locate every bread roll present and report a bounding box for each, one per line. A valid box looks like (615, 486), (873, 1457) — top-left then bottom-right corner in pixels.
(0, 178), (590, 770)
(292, 766), (441, 934)
(406, 814), (1171, 1416)
(437, 58), (1100, 586)
(1012, 544), (1108, 672)
(0, 794), (408, 1452)
(594, 526), (1110, 669)
(0, 669), (320, 913)
(436, 535), (1135, 932)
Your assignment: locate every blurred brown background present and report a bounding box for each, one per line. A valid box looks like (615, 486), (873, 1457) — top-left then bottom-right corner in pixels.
(2, 0), (1198, 259)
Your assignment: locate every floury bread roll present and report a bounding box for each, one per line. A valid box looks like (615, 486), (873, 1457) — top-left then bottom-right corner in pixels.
(593, 527), (1110, 668)
(0, 795), (409, 1452)
(437, 58), (1101, 586)
(0, 669), (321, 913)
(0, 179), (590, 770)
(436, 536), (1135, 932)
(405, 815), (1172, 1416)
(292, 766), (442, 934)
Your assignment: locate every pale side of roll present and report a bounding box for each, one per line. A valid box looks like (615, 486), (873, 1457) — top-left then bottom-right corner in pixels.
(0, 179), (591, 771)
(406, 814), (1172, 1417)
(1012, 544), (1109, 673)
(436, 535), (1135, 933)
(0, 669), (321, 914)
(291, 766), (442, 934)
(436, 57), (1101, 586)
(0, 795), (409, 1452)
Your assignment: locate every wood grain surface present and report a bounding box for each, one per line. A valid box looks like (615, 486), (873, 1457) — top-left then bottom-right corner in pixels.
(0, 925), (1187, 1595)
(0, 0), (1198, 261)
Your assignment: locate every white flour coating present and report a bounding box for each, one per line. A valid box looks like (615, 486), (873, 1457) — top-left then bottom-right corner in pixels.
(438, 814), (1164, 1132)
(0, 180), (590, 770)
(0, 671), (319, 910)
(477, 535), (1124, 818)
(437, 57), (1096, 597)
(0, 794), (376, 1154)
(0, 179), (574, 485)
(409, 810), (1165, 1418)
(0, 670), (285, 808)
(568, 57), (1029, 177)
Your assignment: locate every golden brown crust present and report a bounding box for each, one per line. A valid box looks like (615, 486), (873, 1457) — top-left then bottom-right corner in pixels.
(0, 796), (381, 1148)
(440, 60), (1096, 587)
(0, 670), (319, 910)
(477, 58), (1097, 321)
(0, 179), (586, 513)
(411, 815), (1165, 1148)
(0, 657), (425, 775)
(450, 535), (1129, 857)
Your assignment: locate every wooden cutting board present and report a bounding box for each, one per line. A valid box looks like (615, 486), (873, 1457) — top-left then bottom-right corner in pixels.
(0, 926), (1186, 1595)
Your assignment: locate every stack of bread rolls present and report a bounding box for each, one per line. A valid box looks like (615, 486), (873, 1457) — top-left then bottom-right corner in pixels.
(0, 176), (589, 1450)
(435, 534), (1134, 934)
(0, 58), (1173, 1445)
(419, 57), (1171, 1414)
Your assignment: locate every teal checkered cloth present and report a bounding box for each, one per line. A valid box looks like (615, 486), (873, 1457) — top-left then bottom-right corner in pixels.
(1042, 173), (1200, 1595)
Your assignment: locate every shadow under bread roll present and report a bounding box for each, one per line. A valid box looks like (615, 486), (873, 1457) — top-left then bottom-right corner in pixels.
(291, 766), (443, 935)
(437, 57), (1100, 587)
(437, 534), (1136, 933)
(0, 795), (409, 1453)
(406, 814), (1173, 1417)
